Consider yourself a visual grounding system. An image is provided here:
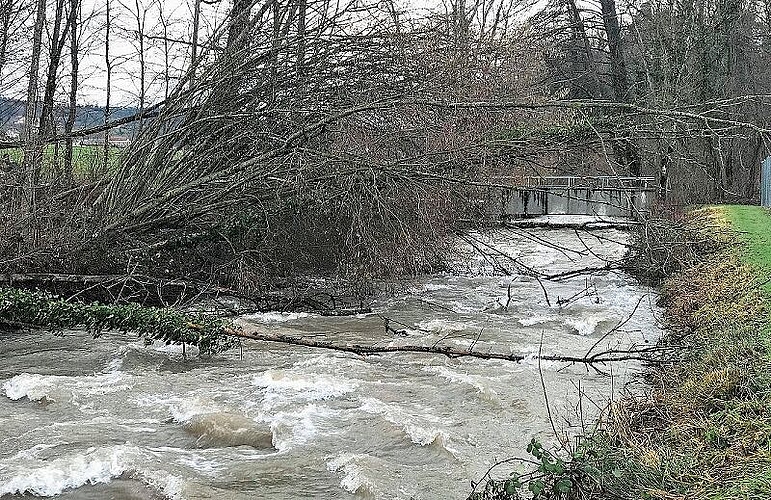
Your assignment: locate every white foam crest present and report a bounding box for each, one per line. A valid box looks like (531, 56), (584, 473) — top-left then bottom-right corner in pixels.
(136, 394), (225, 424)
(137, 470), (186, 500)
(518, 315), (553, 327)
(448, 300), (480, 314)
(292, 354), (359, 370)
(415, 318), (476, 333)
(403, 422), (451, 448)
(3, 373), (52, 402)
(267, 403), (335, 451)
(115, 340), (200, 360)
(359, 398), (455, 451)
(423, 366), (500, 404)
(167, 397), (225, 424)
(151, 341), (200, 357)
(242, 311), (313, 323)
(175, 453), (222, 477)
(0, 445), (137, 497)
(2, 372), (129, 403)
(105, 357), (123, 372)
(252, 369), (357, 406)
(72, 371), (129, 396)
(564, 315), (613, 336)
(326, 453), (378, 497)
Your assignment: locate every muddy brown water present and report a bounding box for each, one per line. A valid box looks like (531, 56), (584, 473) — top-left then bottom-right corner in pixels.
(0, 224), (662, 499)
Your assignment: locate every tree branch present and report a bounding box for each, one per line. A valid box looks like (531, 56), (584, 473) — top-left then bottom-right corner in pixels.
(223, 323), (661, 365)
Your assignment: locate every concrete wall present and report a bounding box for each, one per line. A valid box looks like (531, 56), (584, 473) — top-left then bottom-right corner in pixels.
(490, 187), (654, 218)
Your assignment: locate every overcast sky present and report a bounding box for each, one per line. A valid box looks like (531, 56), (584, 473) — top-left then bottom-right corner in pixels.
(71, 0), (228, 106)
(2, 0), (522, 109)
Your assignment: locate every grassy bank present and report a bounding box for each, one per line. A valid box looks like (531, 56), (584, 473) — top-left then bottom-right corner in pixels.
(591, 205), (771, 499)
(475, 205), (771, 499)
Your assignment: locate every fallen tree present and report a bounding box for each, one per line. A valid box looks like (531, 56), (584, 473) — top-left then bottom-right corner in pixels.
(0, 287), (665, 366)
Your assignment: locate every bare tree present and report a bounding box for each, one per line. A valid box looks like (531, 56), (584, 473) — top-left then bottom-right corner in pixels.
(21, 0), (47, 208)
(599, 0), (628, 101)
(103, 0), (112, 175)
(227, 0), (251, 51)
(190, 0), (202, 88)
(64, 0), (80, 182)
(119, 0), (149, 129)
(0, 0), (13, 78)
(295, 0), (306, 79)
(38, 0), (75, 182)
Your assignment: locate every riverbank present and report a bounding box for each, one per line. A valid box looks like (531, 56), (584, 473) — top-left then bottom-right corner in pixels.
(585, 205), (771, 499)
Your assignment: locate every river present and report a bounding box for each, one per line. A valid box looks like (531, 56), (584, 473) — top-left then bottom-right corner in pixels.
(0, 222), (662, 500)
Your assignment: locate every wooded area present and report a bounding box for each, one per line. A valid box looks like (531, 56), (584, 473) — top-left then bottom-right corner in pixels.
(1, 0), (770, 301)
(6, 3), (771, 499)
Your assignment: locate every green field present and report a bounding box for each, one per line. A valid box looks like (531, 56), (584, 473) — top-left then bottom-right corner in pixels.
(4, 145), (124, 180)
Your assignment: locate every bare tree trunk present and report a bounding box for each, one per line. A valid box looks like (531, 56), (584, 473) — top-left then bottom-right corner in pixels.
(599, 0), (642, 177)
(133, 0), (146, 132)
(0, 0), (12, 78)
(103, 0), (112, 176)
(228, 0), (251, 52)
(295, 0), (306, 79)
(450, 0), (469, 91)
(599, 0), (629, 102)
(39, 0), (74, 182)
(157, 1), (170, 98)
(190, 0), (201, 88)
(21, 0), (47, 209)
(565, 0), (603, 98)
(64, 0), (80, 183)
(270, 0), (281, 94)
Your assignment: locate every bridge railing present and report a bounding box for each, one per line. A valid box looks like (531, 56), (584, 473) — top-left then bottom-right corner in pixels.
(492, 175), (657, 190)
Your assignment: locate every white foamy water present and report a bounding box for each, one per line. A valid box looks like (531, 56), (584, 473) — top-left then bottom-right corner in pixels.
(3, 371), (130, 403)
(0, 225), (662, 500)
(0, 445), (135, 497)
(253, 370), (359, 405)
(242, 311), (314, 323)
(327, 453), (382, 497)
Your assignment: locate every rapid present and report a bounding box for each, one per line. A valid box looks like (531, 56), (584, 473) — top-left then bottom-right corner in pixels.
(0, 222), (662, 500)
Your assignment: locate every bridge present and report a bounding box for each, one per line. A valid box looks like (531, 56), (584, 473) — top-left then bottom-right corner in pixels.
(488, 176), (658, 218)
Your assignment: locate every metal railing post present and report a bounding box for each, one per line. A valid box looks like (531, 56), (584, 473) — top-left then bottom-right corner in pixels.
(762, 157), (771, 207)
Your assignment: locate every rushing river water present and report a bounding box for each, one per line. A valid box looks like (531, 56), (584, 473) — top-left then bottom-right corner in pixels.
(0, 223), (662, 500)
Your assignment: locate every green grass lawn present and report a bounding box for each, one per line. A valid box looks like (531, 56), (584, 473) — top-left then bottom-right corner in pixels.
(661, 205), (771, 500)
(722, 205), (771, 293)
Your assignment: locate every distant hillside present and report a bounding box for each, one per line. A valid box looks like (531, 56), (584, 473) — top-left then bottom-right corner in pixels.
(0, 97), (139, 137)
